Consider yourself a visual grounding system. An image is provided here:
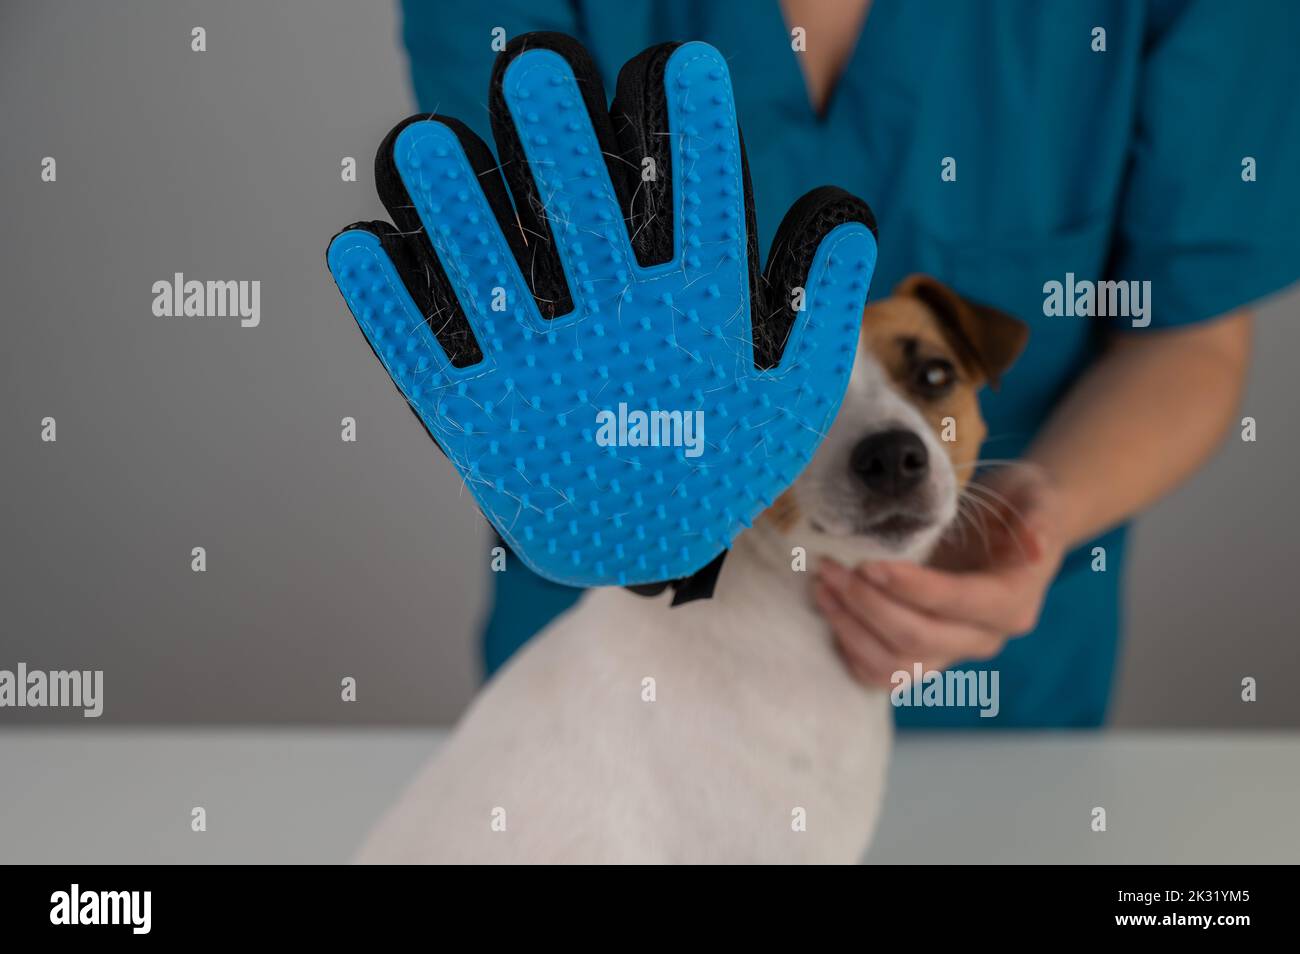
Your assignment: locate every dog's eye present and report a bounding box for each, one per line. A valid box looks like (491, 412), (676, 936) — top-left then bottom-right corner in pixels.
(914, 358), (956, 397)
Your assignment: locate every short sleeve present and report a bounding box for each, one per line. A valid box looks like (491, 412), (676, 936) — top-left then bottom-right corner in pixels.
(1109, 0), (1300, 328)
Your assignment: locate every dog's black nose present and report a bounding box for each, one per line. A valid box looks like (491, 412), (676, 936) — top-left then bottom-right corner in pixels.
(850, 429), (929, 497)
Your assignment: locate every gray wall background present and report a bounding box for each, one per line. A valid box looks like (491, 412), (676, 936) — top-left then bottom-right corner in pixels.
(2, 0), (1295, 726)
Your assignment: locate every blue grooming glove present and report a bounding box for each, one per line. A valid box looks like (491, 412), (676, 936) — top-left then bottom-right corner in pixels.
(327, 33), (877, 592)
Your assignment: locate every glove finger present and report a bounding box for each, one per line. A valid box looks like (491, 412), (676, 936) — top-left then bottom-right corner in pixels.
(609, 41), (681, 268)
(656, 43), (749, 296)
(757, 186), (878, 375)
(326, 223), (468, 410)
(608, 41), (751, 368)
(490, 33), (633, 321)
(382, 115), (543, 349)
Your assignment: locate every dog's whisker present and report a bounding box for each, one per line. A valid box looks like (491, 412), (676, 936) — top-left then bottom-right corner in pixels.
(953, 490), (999, 559)
(960, 483), (1035, 560)
(946, 497), (983, 554)
(962, 480), (1027, 522)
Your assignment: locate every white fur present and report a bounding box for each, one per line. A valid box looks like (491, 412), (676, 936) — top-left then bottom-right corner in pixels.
(357, 336), (954, 864)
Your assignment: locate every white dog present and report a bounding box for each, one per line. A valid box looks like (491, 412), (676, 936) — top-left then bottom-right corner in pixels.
(358, 275), (1026, 864)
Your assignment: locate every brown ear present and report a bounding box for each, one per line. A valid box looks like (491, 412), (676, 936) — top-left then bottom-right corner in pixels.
(894, 274), (1028, 389)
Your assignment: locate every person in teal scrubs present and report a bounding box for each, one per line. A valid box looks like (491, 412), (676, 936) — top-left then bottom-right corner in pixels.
(399, 1), (1300, 727)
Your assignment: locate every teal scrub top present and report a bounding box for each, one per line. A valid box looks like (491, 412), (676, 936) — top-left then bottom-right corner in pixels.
(399, 0), (1300, 727)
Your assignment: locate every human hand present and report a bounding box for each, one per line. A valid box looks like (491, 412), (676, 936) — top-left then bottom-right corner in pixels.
(813, 464), (1067, 687)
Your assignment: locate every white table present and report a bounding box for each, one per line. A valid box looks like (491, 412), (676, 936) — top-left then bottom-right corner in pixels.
(2, 729), (1296, 863)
